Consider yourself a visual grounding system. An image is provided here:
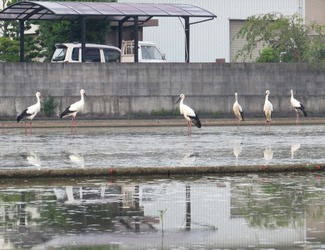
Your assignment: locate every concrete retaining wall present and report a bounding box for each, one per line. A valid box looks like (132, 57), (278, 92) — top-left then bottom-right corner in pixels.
(0, 62), (324, 118)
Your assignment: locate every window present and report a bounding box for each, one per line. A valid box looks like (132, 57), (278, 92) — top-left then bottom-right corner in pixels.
(84, 48), (100, 62)
(141, 45), (163, 60)
(52, 46), (67, 62)
(72, 48), (79, 61)
(104, 48), (120, 62)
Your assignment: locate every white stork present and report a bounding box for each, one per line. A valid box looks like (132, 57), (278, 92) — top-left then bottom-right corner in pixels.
(233, 92), (244, 124)
(17, 92), (42, 133)
(263, 90), (273, 129)
(60, 89), (86, 128)
(175, 94), (201, 136)
(290, 89), (307, 124)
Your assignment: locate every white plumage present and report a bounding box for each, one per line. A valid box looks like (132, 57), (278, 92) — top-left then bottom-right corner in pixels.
(233, 92), (244, 122)
(60, 89), (86, 127)
(17, 92), (41, 133)
(263, 90), (273, 127)
(290, 89), (307, 124)
(175, 94), (201, 136)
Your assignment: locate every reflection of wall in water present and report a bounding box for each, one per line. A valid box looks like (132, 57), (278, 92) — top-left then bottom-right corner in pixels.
(140, 181), (305, 248)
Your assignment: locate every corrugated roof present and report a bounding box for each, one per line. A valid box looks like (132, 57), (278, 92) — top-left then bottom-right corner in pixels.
(0, 1), (216, 21)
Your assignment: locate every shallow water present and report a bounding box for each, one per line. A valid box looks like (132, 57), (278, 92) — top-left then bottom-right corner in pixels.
(0, 125), (324, 170)
(0, 173), (324, 249)
(0, 125), (324, 249)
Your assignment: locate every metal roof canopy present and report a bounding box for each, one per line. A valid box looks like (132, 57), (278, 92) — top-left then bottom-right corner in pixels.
(0, 1), (216, 62)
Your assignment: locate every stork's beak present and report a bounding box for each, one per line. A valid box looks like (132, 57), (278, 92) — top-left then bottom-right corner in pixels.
(175, 97), (181, 104)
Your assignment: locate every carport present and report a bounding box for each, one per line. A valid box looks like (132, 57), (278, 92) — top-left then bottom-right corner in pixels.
(0, 1), (216, 62)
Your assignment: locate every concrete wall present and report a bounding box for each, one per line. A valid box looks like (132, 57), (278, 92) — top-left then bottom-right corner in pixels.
(0, 62), (324, 119)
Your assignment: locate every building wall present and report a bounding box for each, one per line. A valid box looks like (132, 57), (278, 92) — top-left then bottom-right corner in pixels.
(117, 0), (303, 62)
(0, 63), (324, 119)
(305, 0), (325, 24)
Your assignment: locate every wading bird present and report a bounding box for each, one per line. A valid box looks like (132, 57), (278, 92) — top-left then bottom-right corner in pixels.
(60, 89), (86, 129)
(263, 90), (273, 130)
(233, 92), (244, 124)
(17, 92), (41, 134)
(290, 89), (307, 124)
(175, 94), (201, 136)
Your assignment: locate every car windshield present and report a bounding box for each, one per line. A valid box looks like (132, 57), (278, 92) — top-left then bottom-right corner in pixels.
(141, 45), (163, 60)
(52, 46), (67, 62)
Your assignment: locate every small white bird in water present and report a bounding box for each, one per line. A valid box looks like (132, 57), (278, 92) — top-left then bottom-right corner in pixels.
(290, 89), (307, 124)
(233, 92), (244, 124)
(175, 94), (201, 136)
(60, 89), (86, 128)
(17, 92), (42, 134)
(263, 90), (273, 130)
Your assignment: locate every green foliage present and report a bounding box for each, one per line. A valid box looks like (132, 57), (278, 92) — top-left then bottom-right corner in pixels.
(0, 37), (20, 62)
(234, 12), (325, 69)
(256, 46), (280, 62)
(41, 95), (58, 117)
(0, 0), (116, 62)
(210, 111), (222, 118)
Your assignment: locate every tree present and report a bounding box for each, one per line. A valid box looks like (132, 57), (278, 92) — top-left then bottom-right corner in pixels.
(256, 47), (279, 62)
(0, 0), (41, 62)
(0, 36), (19, 62)
(234, 12), (325, 65)
(0, 0), (116, 62)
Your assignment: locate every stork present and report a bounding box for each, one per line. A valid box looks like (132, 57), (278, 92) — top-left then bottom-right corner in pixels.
(233, 92), (244, 125)
(17, 92), (42, 134)
(60, 89), (86, 129)
(175, 94), (201, 136)
(290, 89), (307, 124)
(263, 90), (273, 130)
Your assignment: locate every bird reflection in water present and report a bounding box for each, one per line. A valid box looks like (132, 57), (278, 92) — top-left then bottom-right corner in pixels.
(291, 144), (301, 159)
(262, 146), (273, 169)
(181, 152), (199, 166)
(68, 151), (85, 168)
(26, 151), (41, 168)
(233, 143), (242, 163)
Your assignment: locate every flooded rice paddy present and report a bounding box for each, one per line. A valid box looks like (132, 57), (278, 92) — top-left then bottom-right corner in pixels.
(0, 124), (324, 249)
(0, 173), (325, 249)
(0, 124), (324, 169)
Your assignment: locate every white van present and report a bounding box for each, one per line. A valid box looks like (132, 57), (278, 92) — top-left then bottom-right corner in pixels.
(51, 43), (121, 63)
(121, 40), (166, 62)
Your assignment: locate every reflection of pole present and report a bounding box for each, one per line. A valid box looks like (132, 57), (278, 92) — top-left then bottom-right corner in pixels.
(135, 185), (140, 232)
(159, 209), (167, 250)
(20, 192), (26, 226)
(186, 185), (191, 230)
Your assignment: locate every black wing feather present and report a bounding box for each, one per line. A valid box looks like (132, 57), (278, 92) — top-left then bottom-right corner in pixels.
(60, 106), (73, 118)
(189, 112), (202, 128)
(17, 108), (30, 123)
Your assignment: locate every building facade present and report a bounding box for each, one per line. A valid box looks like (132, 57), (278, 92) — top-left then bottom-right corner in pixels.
(118, 0), (323, 63)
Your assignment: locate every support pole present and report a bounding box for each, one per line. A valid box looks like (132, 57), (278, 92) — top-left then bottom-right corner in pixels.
(184, 17), (190, 63)
(19, 20), (24, 62)
(81, 16), (86, 62)
(118, 20), (123, 49)
(133, 16), (139, 62)
(69, 20), (73, 42)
